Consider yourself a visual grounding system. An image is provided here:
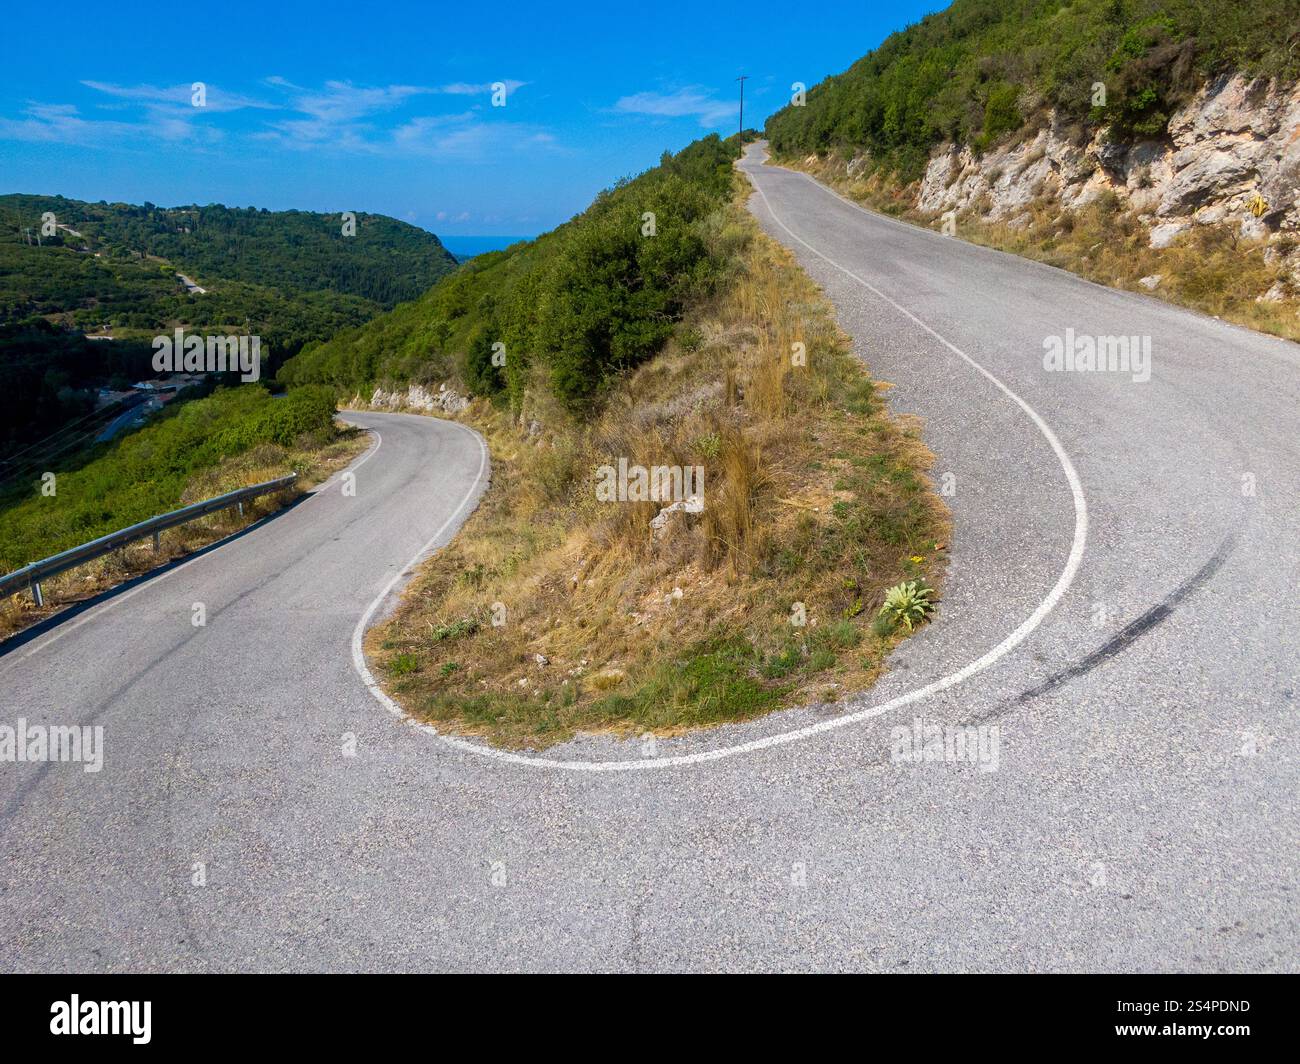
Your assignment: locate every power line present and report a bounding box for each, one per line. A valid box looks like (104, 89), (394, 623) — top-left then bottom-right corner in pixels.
(0, 398), (125, 466)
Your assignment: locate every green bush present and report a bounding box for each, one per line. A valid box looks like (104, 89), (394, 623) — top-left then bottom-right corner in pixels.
(878, 580), (936, 632)
(979, 82), (1022, 147)
(390, 653), (419, 676)
(462, 325), (505, 396)
(280, 134), (744, 413)
(765, 0), (1299, 177)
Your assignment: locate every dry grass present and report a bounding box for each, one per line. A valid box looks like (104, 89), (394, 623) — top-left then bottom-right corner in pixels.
(784, 152), (1300, 343)
(0, 425), (369, 641)
(366, 180), (950, 749)
(971, 203), (1300, 342)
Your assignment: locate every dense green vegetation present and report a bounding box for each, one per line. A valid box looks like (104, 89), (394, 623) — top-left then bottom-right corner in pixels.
(0, 193), (456, 453)
(279, 134), (744, 412)
(765, 0), (1300, 177)
(0, 194), (456, 308)
(0, 194), (451, 361)
(0, 321), (156, 459)
(0, 384), (338, 571)
(0, 237), (378, 359)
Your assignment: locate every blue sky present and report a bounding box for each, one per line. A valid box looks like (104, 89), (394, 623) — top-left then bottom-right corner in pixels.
(0, 0), (941, 239)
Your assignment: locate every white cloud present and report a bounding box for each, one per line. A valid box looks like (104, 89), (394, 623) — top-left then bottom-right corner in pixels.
(0, 81), (271, 148)
(390, 114), (557, 159)
(0, 76), (546, 156)
(612, 87), (737, 127)
(438, 80), (527, 96)
(0, 101), (217, 147)
(82, 80), (275, 113)
(288, 81), (433, 122)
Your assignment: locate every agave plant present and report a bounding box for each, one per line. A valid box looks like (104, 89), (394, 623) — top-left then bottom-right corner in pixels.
(878, 580), (935, 632)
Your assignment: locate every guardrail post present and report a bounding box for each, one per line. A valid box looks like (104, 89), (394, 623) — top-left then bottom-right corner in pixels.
(1, 473), (295, 604)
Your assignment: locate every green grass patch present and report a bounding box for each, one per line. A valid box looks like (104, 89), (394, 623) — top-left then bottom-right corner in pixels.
(0, 384), (338, 573)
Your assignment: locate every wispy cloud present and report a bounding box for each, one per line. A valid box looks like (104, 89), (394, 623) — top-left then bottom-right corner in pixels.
(82, 80), (275, 113)
(392, 113), (556, 159)
(0, 80), (270, 148)
(0, 76), (544, 157)
(253, 79), (538, 155)
(612, 87), (737, 127)
(438, 80), (527, 96)
(274, 80), (432, 122)
(0, 101), (216, 147)
(251, 80), (434, 151)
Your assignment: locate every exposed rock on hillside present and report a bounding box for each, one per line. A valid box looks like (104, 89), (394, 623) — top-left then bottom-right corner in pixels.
(912, 74), (1300, 250)
(362, 383), (470, 414)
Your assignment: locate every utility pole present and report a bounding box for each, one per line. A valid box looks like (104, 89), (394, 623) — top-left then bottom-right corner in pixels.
(736, 75), (749, 140)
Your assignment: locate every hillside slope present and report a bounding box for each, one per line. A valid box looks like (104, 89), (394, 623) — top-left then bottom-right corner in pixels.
(0, 195), (458, 452)
(766, 0), (1299, 175)
(764, 0), (1300, 339)
(0, 194), (456, 308)
(282, 133), (949, 746)
(280, 135), (741, 412)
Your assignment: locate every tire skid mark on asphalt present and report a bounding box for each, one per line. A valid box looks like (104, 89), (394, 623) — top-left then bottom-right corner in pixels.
(1011, 531), (1237, 708)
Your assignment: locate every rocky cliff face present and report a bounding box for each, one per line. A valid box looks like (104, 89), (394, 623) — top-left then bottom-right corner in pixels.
(358, 382), (470, 414)
(913, 74), (1300, 255)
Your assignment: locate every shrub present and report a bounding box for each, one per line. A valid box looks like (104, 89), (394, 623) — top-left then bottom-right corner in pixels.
(390, 653), (419, 676)
(279, 134), (744, 414)
(431, 617), (479, 642)
(764, 0), (1299, 173)
(878, 580), (936, 632)
(978, 83), (1022, 148)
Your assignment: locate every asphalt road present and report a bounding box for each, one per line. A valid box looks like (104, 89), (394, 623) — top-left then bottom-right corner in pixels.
(2, 143), (1296, 971)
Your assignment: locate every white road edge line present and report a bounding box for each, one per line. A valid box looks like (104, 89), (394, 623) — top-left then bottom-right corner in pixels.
(353, 168), (1090, 772)
(2, 419), (382, 666)
(773, 147), (1300, 371)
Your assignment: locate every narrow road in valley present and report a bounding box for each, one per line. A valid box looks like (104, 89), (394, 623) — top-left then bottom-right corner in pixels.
(2, 144), (1296, 971)
(94, 398), (152, 443)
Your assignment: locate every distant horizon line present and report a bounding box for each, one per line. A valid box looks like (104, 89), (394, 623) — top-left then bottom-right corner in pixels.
(437, 233), (537, 251)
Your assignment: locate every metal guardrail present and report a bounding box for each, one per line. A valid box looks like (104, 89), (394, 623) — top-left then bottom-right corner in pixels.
(0, 474), (298, 605)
